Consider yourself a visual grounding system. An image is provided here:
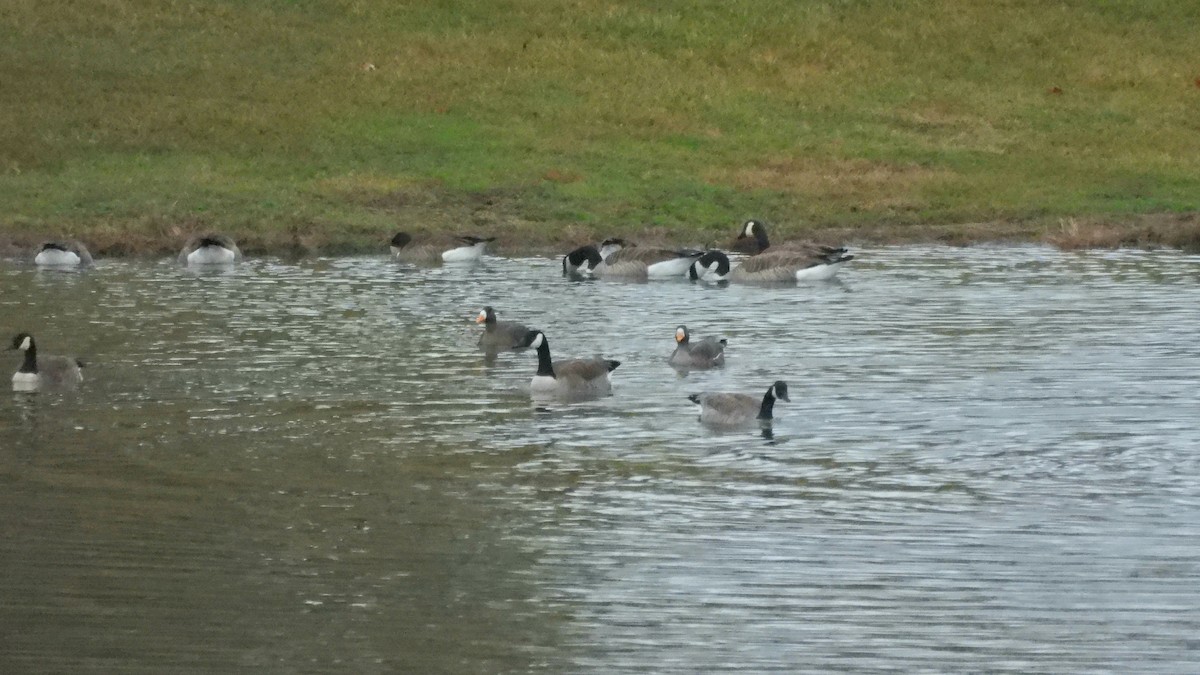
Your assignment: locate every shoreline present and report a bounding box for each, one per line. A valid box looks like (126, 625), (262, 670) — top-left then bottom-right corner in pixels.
(2, 212), (1198, 260)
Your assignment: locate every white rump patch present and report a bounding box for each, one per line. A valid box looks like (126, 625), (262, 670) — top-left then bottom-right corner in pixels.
(646, 257), (693, 278)
(794, 261), (844, 282)
(34, 249), (81, 266)
(442, 243), (486, 263)
(188, 246), (236, 265)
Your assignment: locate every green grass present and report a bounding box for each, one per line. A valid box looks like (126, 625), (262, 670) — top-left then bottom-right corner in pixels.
(2, 0), (1200, 254)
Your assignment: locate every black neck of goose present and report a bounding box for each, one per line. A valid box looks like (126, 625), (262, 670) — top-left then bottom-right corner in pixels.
(18, 344), (38, 374)
(757, 389), (776, 420)
(535, 340), (556, 377)
(754, 227), (770, 251)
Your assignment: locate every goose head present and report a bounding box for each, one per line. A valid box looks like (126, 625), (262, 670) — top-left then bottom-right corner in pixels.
(598, 238), (627, 260)
(688, 250), (731, 281)
(562, 245), (604, 275)
(770, 380), (790, 402)
(675, 325), (690, 344)
(476, 306), (497, 325)
(10, 333), (33, 352)
(734, 219), (771, 252)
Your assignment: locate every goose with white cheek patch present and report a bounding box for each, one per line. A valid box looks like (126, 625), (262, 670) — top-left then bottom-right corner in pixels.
(733, 219), (850, 258)
(475, 306), (536, 351)
(668, 325), (726, 369)
(562, 244), (604, 276)
(567, 238), (703, 280)
(34, 240), (94, 267)
(524, 330), (620, 401)
(179, 234), (241, 266)
(689, 248), (852, 283)
(688, 380), (789, 427)
(9, 333), (85, 392)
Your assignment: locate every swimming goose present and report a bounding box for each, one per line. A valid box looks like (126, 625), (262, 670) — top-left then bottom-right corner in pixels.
(668, 325), (726, 369)
(524, 330), (620, 401)
(689, 248), (853, 283)
(390, 232), (495, 264)
(562, 244), (604, 276)
(475, 306), (536, 351)
(562, 239), (702, 279)
(732, 219), (849, 258)
(9, 333), (84, 391)
(34, 240), (94, 267)
(688, 380), (789, 426)
(179, 234), (241, 265)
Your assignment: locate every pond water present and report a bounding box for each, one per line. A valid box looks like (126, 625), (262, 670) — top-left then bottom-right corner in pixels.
(1, 246), (1199, 673)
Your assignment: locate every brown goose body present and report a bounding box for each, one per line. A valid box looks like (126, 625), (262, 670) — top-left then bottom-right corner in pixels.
(525, 331), (620, 401)
(731, 219), (849, 258)
(688, 381), (789, 426)
(390, 232), (495, 264)
(591, 239), (703, 280)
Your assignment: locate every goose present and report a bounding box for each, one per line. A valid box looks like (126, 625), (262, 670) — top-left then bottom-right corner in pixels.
(34, 240), (94, 267)
(688, 380), (789, 426)
(475, 306), (536, 351)
(179, 234), (241, 265)
(689, 248), (852, 283)
(562, 244), (604, 276)
(668, 325), (726, 369)
(9, 333), (84, 391)
(732, 219), (850, 258)
(562, 239), (702, 279)
(390, 232), (495, 264)
(524, 330), (620, 401)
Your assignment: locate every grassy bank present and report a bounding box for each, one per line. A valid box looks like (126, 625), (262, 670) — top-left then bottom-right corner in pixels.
(2, 0), (1200, 255)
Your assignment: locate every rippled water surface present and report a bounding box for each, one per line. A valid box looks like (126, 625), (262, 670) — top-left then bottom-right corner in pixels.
(2, 246), (1199, 673)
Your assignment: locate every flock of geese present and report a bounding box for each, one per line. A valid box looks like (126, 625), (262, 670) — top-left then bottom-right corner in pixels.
(11, 220), (852, 428)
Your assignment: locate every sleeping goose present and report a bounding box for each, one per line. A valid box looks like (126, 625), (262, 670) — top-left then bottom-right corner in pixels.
(178, 234), (241, 265)
(688, 380), (789, 426)
(668, 325), (726, 369)
(689, 248), (852, 283)
(561, 239), (702, 279)
(523, 330), (620, 401)
(390, 232), (496, 264)
(475, 306), (536, 351)
(34, 240), (94, 267)
(9, 333), (84, 392)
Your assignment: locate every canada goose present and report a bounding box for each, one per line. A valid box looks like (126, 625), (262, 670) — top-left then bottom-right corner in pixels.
(390, 232), (495, 264)
(689, 248), (852, 283)
(562, 238), (702, 279)
(34, 240), (94, 267)
(688, 380), (789, 426)
(178, 234), (241, 265)
(562, 245), (604, 276)
(668, 325), (726, 369)
(475, 306), (536, 351)
(732, 219), (849, 258)
(9, 333), (84, 391)
(524, 330), (620, 401)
